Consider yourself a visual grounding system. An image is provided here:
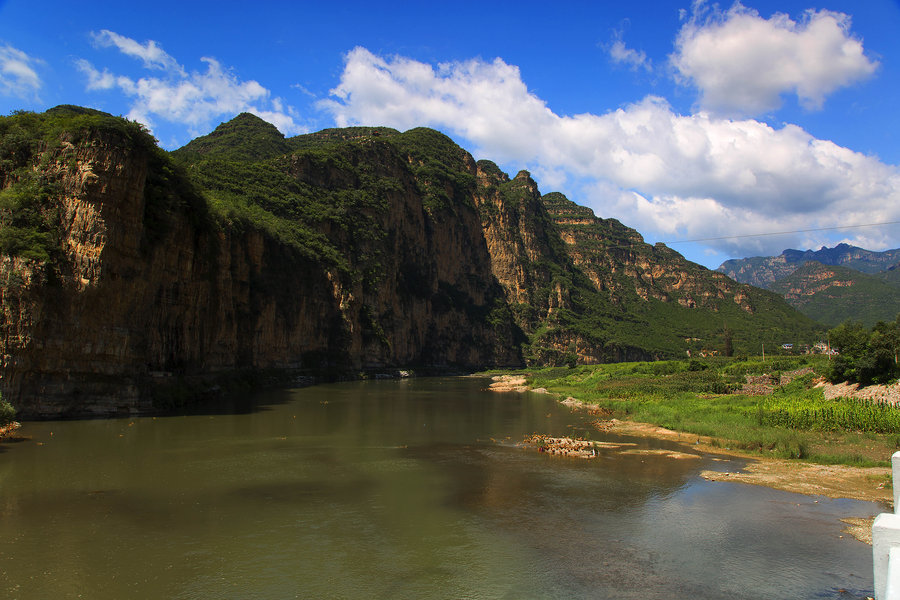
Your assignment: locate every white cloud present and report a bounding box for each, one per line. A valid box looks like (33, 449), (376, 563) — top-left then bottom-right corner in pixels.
(76, 59), (117, 91)
(0, 44), (42, 99)
(670, 2), (878, 116)
(322, 47), (900, 259)
(79, 31), (304, 139)
(320, 47), (556, 164)
(608, 37), (651, 72)
(92, 30), (185, 76)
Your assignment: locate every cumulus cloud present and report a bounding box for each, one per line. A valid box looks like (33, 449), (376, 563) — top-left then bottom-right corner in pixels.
(78, 31), (303, 138)
(320, 47), (556, 164)
(670, 2), (878, 116)
(322, 47), (900, 259)
(0, 44), (42, 99)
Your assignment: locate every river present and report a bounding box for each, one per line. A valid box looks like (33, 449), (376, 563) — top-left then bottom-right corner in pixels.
(0, 377), (882, 598)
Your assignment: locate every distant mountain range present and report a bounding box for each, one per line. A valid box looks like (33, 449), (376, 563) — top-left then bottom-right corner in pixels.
(717, 244), (900, 326)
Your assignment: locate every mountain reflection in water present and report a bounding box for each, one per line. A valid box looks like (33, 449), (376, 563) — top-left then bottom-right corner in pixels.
(0, 377), (879, 599)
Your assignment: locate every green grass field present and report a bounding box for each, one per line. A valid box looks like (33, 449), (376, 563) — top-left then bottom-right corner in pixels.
(519, 355), (900, 467)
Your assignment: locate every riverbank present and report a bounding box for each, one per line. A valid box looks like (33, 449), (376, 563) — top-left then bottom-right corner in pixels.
(597, 416), (892, 504)
(0, 421), (21, 440)
(487, 372), (894, 507)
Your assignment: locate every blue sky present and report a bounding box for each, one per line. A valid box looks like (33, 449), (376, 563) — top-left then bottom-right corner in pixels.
(1, 0), (899, 268)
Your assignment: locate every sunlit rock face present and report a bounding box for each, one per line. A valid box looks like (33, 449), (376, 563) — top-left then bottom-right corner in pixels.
(0, 108), (818, 415)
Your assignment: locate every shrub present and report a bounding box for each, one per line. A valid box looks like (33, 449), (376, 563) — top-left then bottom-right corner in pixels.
(827, 317), (900, 385)
(0, 395), (16, 425)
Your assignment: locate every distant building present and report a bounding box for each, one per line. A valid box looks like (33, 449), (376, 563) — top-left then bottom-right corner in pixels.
(813, 341), (838, 355)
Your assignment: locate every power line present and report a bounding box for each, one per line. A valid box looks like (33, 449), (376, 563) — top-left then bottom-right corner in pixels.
(663, 220), (900, 245)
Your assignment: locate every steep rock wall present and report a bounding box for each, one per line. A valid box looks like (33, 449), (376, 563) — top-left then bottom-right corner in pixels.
(0, 129), (517, 417)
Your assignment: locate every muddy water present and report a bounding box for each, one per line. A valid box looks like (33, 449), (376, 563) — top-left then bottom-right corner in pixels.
(0, 377), (882, 598)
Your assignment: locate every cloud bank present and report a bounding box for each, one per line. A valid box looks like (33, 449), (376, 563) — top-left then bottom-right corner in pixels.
(321, 45), (899, 259)
(77, 30), (303, 139)
(671, 2), (878, 116)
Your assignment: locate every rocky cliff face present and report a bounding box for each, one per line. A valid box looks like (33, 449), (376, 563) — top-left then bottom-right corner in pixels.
(768, 261), (900, 327)
(0, 108), (821, 416)
(473, 165), (609, 364)
(474, 166), (573, 322)
(542, 192), (759, 314)
(0, 111), (518, 416)
(1, 126), (346, 415)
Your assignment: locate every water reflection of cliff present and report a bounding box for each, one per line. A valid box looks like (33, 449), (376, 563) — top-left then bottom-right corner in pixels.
(0, 377), (875, 599)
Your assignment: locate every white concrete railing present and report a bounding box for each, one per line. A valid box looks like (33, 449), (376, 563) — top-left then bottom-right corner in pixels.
(873, 452), (900, 599)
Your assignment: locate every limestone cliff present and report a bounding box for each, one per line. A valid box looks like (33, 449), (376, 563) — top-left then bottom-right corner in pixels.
(0, 109), (519, 416)
(542, 192), (760, 313)
(472, 163), (642, 364)
(0, 108), (822, 416)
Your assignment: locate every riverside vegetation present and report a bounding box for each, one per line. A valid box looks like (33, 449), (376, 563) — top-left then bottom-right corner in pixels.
(523, 328), (900, 468)
(520, 315), (900, 467)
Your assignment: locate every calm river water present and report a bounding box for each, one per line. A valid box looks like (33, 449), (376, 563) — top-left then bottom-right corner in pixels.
(0, 377), (883, 599)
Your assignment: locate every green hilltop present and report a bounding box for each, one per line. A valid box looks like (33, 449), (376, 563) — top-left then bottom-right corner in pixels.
(719, 244), (900, 327)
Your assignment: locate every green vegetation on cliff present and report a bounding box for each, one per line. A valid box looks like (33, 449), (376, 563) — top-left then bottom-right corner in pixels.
(0, 393), (15, 426)
(174, 112), (291, 162)
(770, 262), (900, 328)
(0, 106), (210, 258)
(0, 107), (831, 414)
(173, 120), (450, 286)
(0, 106), (159, 262)
(384, 127), (476, 216)
(0, 173), (58, 261)
(537, 190), (822, 359)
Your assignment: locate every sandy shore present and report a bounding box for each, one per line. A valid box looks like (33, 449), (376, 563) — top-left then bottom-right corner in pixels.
(595, 416), (893, 507)
(487, 375), (530, 393)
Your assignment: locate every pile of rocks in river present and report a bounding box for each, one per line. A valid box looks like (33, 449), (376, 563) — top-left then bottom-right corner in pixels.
(525, 435), (599, 459)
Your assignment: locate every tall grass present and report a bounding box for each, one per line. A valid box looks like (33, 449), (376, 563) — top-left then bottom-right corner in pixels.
(757, 397), (900, 433)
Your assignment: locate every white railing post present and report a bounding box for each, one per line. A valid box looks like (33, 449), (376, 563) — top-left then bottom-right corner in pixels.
(873, 451), (900, 599)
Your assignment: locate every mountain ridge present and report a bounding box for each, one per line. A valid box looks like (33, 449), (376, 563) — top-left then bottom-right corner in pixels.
(0, 107), (822, 416)
(768, 261), (900, 327)
(717, 243), (900, 289)
(717, 244), (900, 326)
